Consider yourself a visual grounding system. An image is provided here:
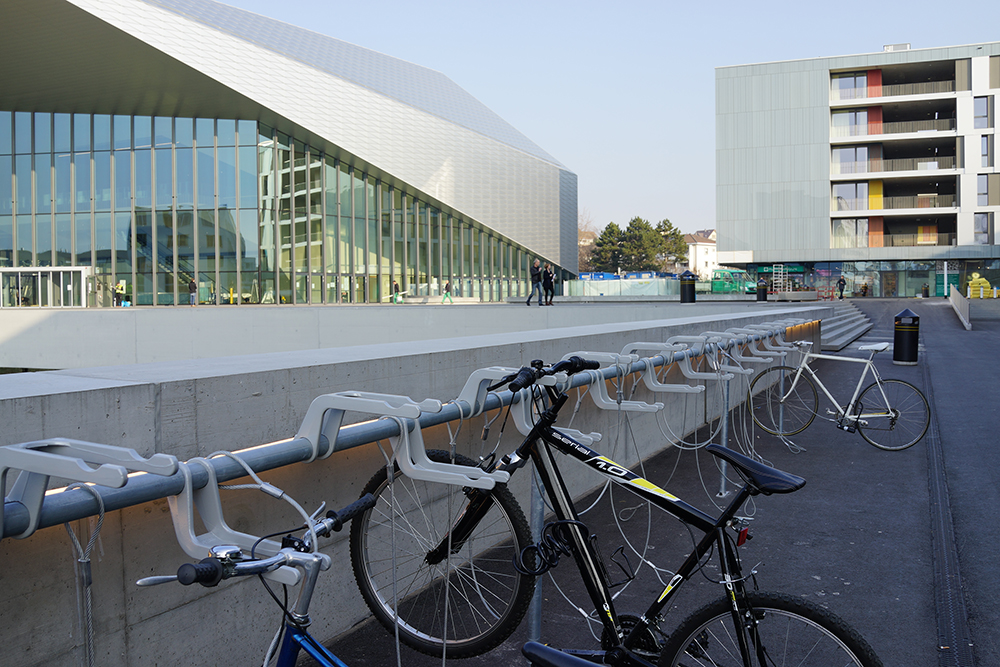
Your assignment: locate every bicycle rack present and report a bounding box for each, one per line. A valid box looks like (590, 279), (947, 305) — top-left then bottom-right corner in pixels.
(167, 457), (306, 586)
(620, 342), (705, 394)
(0, 438), (178, 539)
(698, 332), (759, 376)
(560, 352), (663, 413)
(297, 391), (508, 490)
(457, 365), (602, 446)
(726, 328), (788, 359)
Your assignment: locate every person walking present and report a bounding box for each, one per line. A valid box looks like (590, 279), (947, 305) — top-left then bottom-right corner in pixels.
(392, 280), (401, 304)
(527, 259), (543, 306)
(542, 263), (555, 305)
(836, 275), (847, 300)
(442, 280), (454, 304)
(188, 278), (198, 306)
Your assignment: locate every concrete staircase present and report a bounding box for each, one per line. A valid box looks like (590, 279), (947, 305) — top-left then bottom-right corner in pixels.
(820, 300), (873, 351)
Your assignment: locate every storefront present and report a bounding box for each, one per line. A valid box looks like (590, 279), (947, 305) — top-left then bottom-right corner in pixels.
(749, 260), (991, 298)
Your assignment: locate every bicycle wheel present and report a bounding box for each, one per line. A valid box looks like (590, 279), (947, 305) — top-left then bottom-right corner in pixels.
(855, 379), (929, 451)
(658, 591), (883, 667)
(350, 450), (534, 658)
(747, 366), (818, 436)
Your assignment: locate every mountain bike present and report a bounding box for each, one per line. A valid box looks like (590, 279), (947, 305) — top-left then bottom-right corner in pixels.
(747, 341), (930, 450)
(137, 493), (377, 667)
(349, 356), (883, 666)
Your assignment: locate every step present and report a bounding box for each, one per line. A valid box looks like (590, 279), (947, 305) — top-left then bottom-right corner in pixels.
(820, 302), (872, 351)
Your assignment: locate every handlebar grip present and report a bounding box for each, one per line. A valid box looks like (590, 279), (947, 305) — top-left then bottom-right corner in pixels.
(177, 558), (225, 587)
(508, 367), (537, 392)
(326, 493), (377, 532)
(553, 356), (601, 375)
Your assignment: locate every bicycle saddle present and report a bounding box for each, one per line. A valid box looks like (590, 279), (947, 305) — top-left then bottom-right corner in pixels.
(705, 444), (806, 495)
(858, 342), (890, 352)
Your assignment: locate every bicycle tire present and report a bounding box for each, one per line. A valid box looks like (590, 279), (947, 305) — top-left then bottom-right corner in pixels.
(349, 450), (534, 658)
(658, 591), (883, 667)
(747, 366), (818, 436)
(855, 379), (929, 451)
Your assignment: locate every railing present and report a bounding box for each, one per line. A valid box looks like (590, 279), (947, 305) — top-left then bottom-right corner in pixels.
(830, 80), (955, 101)
(832, 233), (956, 248)
(832, 156), (956, 175)
(831, 119), (955, 138)
(832, 194), (956, 211)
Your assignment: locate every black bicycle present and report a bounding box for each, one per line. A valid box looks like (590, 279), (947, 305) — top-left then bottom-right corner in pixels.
(349, 356), (883, 666)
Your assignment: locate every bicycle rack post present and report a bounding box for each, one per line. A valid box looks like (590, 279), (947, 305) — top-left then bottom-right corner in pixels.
(717, 377), (731, 498)
(527, 469), (545, 644)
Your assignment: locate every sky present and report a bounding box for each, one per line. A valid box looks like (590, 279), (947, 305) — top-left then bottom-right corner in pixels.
(223, 0), (1000, 234)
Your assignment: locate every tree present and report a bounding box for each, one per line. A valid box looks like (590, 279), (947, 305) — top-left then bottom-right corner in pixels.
(578, 209), (598, 272)
(656, 218), (688, 272)
(619, 217), (666, 272)
(590, 222), (624, 272)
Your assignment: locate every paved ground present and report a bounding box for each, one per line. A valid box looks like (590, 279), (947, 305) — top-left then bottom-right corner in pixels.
(319, 298), (989, 666)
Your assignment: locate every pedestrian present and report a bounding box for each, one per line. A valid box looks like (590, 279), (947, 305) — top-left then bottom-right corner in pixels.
(392, 280), (401, 304)
(527, 259), (543, 306)
(836, 275), (847, 300)
(188, 278), (197, 306)
(542, 263), (554, 305)
(442, 280), (453, 304)
(114, 281), (125, 307)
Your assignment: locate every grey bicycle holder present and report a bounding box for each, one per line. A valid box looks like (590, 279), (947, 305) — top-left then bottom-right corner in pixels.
(299, 390), (508, 489)
(665, 336), (735, 382)
(167, 458), (305, 586)
(726, 328), (787, 359)
(508, 388), (603, 445)
(704, 330), (775, 367)
(0, 438), (178, 539)
(621, 342), (705, 394)
(695, 332), (755, 377)
(560, 352), (663, 413)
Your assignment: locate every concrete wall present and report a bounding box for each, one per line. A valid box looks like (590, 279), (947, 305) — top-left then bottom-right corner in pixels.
(1, 301), (810, 370)
(0, 307), (825, 667)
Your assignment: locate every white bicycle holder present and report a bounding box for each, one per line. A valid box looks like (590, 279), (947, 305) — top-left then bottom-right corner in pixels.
(726, 327), (790, 360)
(665, 336), (736, 382)
(703, 330), (776, 367)
(696, 332), (759, 376)
(621, 342), (706, 394)
(297, 390), (508, 490)
(167, 457), (307, 586)
(0, 438), (178, 539)
(456, 366), (603, 447)
(560, 351), (663, 413)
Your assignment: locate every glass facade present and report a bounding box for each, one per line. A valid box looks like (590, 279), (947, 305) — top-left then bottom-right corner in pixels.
(0, 111), (553, 307)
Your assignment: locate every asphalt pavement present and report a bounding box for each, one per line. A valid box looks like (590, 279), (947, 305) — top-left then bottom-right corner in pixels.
(320, 297), (988, 667)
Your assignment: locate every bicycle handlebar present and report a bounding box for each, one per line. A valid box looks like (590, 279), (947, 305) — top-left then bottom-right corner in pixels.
(501, 356), (602, 392)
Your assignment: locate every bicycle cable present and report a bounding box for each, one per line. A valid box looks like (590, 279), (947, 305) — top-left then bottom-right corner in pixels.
(63, 483), (105, 667)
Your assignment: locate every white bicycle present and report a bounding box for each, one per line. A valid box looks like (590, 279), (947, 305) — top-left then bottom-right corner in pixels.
(747, 341), (930, 451)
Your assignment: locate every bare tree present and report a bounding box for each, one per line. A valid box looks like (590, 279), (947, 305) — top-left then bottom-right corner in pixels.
(578, 209), (598, 272)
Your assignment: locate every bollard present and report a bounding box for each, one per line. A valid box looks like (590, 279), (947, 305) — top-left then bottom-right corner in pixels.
(922, 283), (930, 298)
(756, 277), (768, 302)
(680, 270), (696, 303)
(893, 308), (919, 366)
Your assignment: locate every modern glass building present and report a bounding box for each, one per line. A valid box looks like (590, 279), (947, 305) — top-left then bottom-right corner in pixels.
(717, 43), (1000, 297)
(0, 0), (577, 308)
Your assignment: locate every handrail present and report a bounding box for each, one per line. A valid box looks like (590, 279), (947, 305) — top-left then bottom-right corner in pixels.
(2, 325), (798, 539)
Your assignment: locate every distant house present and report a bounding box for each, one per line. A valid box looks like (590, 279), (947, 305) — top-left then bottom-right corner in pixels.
(686, 230), (718, 279)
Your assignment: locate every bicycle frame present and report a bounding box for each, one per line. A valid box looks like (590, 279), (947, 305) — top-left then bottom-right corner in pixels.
(780, 349), (890, 427)
(275, 624), (350, 667)
(432, 390), (761, 666)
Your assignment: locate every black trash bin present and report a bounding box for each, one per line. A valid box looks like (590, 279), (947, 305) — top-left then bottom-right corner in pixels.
(756, 278), (768, 302)
(922, 283), (930, 298)
(893, 308), (919, 366)
(680, 270), (696, 303)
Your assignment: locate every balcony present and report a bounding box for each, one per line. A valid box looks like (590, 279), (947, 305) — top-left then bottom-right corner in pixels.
(831, 118), (955, 138)
(832, 156), (956, 175)
(832, 194), (956, 212)
(830, 80), (955, 101)
(832, 232), (956, 248)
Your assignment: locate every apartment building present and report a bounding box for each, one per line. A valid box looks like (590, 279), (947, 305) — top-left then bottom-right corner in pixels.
(717, 43), (1000, 297)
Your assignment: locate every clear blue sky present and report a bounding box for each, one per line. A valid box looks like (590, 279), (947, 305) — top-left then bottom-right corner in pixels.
(225, 0), (1000, 234)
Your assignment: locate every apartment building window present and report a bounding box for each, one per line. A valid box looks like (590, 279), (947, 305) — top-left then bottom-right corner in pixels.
(832, 218), (868, 248)
(831, 72), (867, 100)
(832, 146), (868, 174)
(983, 135), (993, 168)
(974, 97), (991, 129)
(978, 174), (989, 206)
(974, 212), (993, 244)
(833, 182), (868, 210)
(832, 109), (868, 137)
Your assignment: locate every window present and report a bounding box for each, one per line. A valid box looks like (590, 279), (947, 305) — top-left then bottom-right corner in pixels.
(832, 146), (869, 174)
(832, 109), (868, 137)
(983, 135), (993, 168)
(831, 72), (867, 100)
(974, 97), (990, 129)
(832, 219), (869, 248)
(974, 213), (992, 245)
(833, 182), (868, 210)
(979, 174), (989, 206)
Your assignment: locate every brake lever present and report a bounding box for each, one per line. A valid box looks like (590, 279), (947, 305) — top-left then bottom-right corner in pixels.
(136, 575), (179, 587)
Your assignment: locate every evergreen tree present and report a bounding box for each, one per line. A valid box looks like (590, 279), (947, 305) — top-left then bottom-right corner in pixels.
(591, 222), (624, 272)
(656, 218), (688, 270)
(620, 217), (665, 272)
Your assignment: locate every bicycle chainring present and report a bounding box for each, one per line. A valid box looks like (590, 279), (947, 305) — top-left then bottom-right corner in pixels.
(600, 614), (663, 658)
